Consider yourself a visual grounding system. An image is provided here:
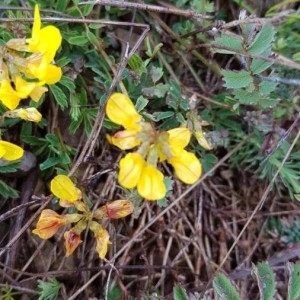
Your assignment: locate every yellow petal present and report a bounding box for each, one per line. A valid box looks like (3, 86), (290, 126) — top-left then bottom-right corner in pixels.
(27, 5), (62, 62)
(94, 200), (134, 219)
(7, 108), (42, 123)
(25, 57), (62, 84)
(118, 153), (145, 189)
(64, 228), (82, 256)
(32, 26), (62, 62)
(15, 76), (36, 98)
(137, 164), (166, 200)
(90, 222), (111, 259)
(42, 64), (62, 84)
(0, 141), (24, 160)
(0, 80), (21, 110)
(168, 150), (202, 184)
(107, 130), (141, 150)
(167, 127), (191, 154)
(50, 175), (82, 202)
(0, 146), (5, 158)
(194, 130), (213, 150)
(30, 85), (48, 102)
(32, 209), (67, 239)
(106, 93), (141, 130)
(32, 4), (41, 42)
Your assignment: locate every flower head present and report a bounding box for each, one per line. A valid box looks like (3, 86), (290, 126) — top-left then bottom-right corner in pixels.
(0, 4), (62, 110)
(33, 171), (134, 259)
(105, 93), (202, 200)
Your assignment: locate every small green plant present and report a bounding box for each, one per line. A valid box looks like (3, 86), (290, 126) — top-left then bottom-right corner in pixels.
(0, 284), (21, 300)
(37, 278), (61, 300)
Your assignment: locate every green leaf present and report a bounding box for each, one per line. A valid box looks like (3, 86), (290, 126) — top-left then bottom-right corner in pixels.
(69, 93), (81, 121)
(288, 262), (300, 300)
(251, 56), (273, 74)
(202, 153), (218, 173)
(293, 52), (300, 62)
(248, 25), (275, 54)
(0, 180), (19, 199)
(176, 112), (185, 124)
(128, 54), (144, 72)
(259, 97), (278, 109)
(81, 3), (94, 16)
(67, 35), (89, 46)
(173, 285), (189, 300)
(86, 30), (99, 47)
(259, 81), (277, 96)
(59, 76), (76, 93)
(213, 34), (244, 54)
(49, 85), (68, 109)
(45, 134), (59, 147)
(0, 160), (21, 173)
(213, 274), (241, 300)
(253, 262), (276, 300)
(221, 70), (253, 89)
(295, 194), (300, 201)
(56, 0), (69, 11)
(60, 152), (71, 164)
(233, 89), (259, 105)
(56, 56), (72, 68)
(150, 66), (164, 83)
(40, 157), (61, 170)
(37, 278), (61, 300)
(152, 111), (174, 121)
(135, 96), (149, 112)
(142, 83), (169, 98)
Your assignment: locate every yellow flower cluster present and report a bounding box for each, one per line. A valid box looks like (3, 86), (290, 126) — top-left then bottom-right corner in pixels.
(106, 93), (202, 201)
(0, 5), (62, 110)
(0, 5), (62, 161)
(33, 175), (134, 259)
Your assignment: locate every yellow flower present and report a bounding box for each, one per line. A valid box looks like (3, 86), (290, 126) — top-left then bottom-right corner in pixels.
(118, 153), (166, 200)
(26, 5), (62, 63)
(5, 107), (42, 122)
(25, 54), (62, 85)
(64, 228), (83, 256)
(32, 209), (67, 239)
(0, 140), (24, 161)
(168, 150), (202, 184)
(32, 209), (82, 239)
(106, 93), (203, 199)
(90, 221), (111, 259)
(50, 175), (82, 203)
(94, 200), (134, 219)
(106, 93), (141, 130)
